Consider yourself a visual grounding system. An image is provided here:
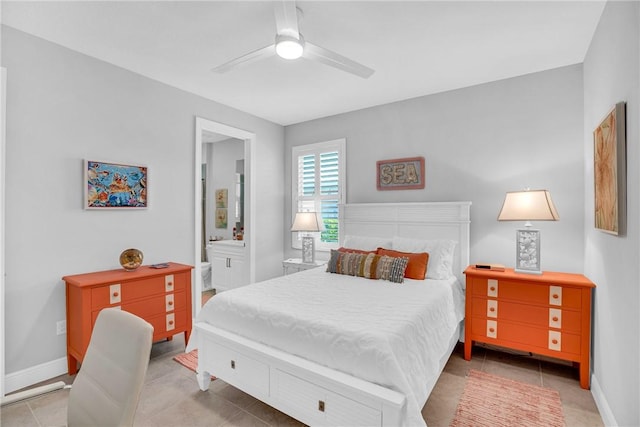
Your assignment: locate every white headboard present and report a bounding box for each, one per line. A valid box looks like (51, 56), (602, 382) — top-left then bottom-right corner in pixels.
(339, 202), (471, 283)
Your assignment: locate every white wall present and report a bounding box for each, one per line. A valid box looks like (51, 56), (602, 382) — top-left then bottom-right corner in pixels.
(1, 26), (284, 385)
(284, 65), (585, 274)
(583, 2), (639, 426)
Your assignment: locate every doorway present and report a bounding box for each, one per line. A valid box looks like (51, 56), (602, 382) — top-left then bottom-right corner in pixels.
(193, 117), (255, 316)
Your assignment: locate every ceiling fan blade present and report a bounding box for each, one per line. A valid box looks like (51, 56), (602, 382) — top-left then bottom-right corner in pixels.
(212, 44), (275, 74)
(273, 0), (300, 38)
(304, 42), (375, 79)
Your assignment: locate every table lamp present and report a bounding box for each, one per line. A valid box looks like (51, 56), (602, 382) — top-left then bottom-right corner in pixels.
(498, 189), (559, 274)
(291, 211), (323, 263)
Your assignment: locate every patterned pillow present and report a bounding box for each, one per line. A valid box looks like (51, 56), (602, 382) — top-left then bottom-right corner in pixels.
(377, 248), (429, 280)
(327, 250), (409, 283)
(376, 255), (410, 283)
(337, 247), (377, 254)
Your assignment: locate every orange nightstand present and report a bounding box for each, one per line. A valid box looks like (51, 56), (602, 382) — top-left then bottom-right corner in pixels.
(63, 262), (193, 375)
(463, 265), (595, 389)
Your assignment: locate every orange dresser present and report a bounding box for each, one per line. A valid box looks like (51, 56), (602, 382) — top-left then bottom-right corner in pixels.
(463, 266), (595, 389)
(63, 262), (193, 375)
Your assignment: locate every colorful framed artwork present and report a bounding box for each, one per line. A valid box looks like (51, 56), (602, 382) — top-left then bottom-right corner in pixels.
(376, 156), (425, 190)
(215, 208), (228, 229)
(594, 102), (626, 235)
(215, 188), (228, 208)
(85, 160), (148, 209)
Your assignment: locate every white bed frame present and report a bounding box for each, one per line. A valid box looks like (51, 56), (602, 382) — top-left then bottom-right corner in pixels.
(195, 202), (471, 426)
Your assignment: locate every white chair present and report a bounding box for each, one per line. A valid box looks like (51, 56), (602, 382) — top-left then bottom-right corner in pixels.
(67, 308), (154, 427)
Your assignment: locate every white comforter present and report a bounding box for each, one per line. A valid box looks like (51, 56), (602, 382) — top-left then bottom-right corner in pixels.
(189, 267), (465, 427)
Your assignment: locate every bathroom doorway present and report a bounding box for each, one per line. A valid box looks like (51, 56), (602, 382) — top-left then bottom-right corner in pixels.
(193, 117), (255, 316)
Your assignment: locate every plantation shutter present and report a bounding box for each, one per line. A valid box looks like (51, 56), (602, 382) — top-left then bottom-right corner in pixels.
(292, 139), (345, 249)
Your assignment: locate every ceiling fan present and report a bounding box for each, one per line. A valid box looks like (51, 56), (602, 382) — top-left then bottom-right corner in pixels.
(212, 1), (375, 79)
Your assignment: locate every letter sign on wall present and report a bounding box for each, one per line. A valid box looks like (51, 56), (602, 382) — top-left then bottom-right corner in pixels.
(376, 156), (425, 191)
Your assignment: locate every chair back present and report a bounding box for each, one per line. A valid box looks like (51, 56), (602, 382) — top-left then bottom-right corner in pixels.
(67, 308), (153, 427)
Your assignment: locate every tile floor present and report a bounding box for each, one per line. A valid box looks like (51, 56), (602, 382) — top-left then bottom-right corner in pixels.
(1, 337), (604, 427)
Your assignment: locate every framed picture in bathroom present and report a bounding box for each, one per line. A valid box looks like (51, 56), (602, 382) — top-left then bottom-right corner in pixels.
(84, 160), (148, 209)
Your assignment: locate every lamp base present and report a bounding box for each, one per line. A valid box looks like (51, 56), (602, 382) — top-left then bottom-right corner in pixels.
(514, 228), (541, 274)
(301, 235), (315, 264)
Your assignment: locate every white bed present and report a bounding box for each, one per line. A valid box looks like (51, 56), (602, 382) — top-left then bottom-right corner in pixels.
(189, 202), (471, 427)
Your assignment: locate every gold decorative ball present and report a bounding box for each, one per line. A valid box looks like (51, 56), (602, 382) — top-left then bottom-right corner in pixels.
(120, 248), (143, 271)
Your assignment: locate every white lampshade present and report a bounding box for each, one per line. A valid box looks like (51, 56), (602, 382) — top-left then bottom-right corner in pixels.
(498, 190), (559, 222)
(291, 211), (324, 232)
(276, 34), (304, 60)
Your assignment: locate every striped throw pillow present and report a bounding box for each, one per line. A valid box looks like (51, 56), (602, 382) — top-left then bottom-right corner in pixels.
(327, 250), (409, 283)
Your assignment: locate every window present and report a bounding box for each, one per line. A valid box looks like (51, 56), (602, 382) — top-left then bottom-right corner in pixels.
(292, 139), (346, 251)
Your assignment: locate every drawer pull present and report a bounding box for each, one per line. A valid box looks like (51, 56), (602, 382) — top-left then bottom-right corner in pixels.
(167, 282), (173, 287)
(489, 327), (495, 333)
(552, 293), (559, 299)
(489, 307), (496, 312)
(552, 316), (559, 322)
(231, 360), (236, 369)
(112, 292), (119, 297)
(318, 400), (325, 412)
(168, 301), (173, 306)
(168, 320), (174, 326)
(490, 286), (496, 292)
(552, 339), (559, 345)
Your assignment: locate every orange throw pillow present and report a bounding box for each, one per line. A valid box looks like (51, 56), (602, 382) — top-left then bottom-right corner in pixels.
(377, 248), (429, 280)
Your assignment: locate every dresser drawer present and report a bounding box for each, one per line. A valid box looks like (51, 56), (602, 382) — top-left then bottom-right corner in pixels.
(90, 272), (189, 309)
(272, 369), (381, 427)
(123, 291), (186, 318)
(470, 317), (581, 355)
(471, 298), (581, 333)
(471, 278), (581, 309)
(91, 307), (187, 338)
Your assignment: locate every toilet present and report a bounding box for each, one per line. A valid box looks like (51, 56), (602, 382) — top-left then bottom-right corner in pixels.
(201, 261), (211, 290)
(201, 244), (214, 290)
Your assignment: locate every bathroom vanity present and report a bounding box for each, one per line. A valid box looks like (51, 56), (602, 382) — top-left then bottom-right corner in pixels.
(209, 240), (247, 291)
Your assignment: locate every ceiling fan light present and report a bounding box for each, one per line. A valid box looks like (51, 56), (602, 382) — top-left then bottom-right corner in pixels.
(276, 34), (304, 60)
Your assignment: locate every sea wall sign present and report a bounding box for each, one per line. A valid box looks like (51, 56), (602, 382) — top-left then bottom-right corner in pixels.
(376, 156), (425, 191)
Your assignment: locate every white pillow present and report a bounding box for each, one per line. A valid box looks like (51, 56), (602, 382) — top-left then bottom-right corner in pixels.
(391, 236), (457, 280)
(342, 235), (393, 252)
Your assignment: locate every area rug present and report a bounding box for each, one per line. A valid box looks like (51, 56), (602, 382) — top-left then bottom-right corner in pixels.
(173, 349), (215, 380)
(450, 370), (564, 427)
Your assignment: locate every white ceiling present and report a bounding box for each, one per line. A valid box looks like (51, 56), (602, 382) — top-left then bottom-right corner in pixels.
(2, 1), (606, 126)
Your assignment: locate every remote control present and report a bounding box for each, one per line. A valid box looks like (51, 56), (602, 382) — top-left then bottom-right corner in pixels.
(150, 263), (170, 269)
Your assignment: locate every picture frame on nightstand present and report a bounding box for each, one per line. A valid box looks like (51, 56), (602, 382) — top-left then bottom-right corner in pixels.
(515, 228), (541, 274)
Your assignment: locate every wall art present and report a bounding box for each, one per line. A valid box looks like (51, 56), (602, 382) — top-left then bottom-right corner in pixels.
(215, 208), (228, 229)
(85, 160), (147, 209)
(376, 156), (425, 190)
(215, 188), (228, 208)
(594, 102), (626, 235)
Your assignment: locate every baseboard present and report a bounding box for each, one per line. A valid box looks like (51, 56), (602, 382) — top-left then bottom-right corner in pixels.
(591, 373), (618, 427)
(4, 357), (68, 394)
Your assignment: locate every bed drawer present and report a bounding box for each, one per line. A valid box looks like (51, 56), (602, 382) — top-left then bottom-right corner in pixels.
(202, 341), (269, 399)
(272, 369), (381, 427)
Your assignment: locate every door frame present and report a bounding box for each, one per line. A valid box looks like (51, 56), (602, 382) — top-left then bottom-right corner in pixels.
(193, 117), (255, 315)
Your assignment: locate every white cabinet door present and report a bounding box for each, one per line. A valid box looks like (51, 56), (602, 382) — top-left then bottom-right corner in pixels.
(210, 242), (247, 291)
(227, 256), (246, 290)
(211, 254), (230, 290)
